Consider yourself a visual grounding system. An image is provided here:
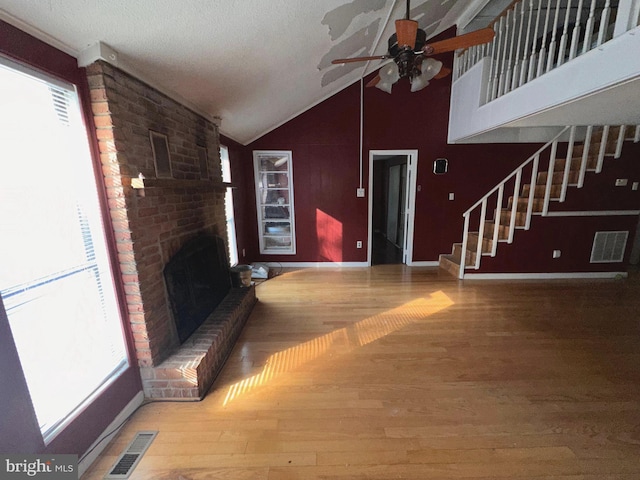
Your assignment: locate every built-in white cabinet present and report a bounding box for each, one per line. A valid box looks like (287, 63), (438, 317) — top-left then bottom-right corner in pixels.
(253, 150), (296, 254)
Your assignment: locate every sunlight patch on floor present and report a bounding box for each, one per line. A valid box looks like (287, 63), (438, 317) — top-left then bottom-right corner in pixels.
(222, 291), (454, 406)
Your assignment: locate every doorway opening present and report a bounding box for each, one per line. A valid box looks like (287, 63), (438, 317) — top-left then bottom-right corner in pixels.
(368, 150), (418, 265)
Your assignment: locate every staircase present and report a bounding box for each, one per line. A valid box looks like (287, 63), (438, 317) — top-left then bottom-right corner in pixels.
(440, 124), (640, 278)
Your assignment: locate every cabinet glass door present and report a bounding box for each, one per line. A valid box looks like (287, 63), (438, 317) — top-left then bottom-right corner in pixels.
(253, 151), (296, 254)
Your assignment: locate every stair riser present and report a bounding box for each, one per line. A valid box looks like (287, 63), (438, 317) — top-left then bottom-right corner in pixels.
(499, 210), (528, 227)
(537, 171), (581, 185)
(508, 197), (544, 213)
(467, 233), (493, 254)
(554, 156), (598, 172)
(438, 254), (461, 277)
(521, 184), (562, 199)
(452, 243), (477, 265)
(483, 222), (510, 240)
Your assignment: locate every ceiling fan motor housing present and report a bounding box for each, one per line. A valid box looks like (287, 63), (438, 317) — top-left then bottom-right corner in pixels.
(388, 29), (427, 78)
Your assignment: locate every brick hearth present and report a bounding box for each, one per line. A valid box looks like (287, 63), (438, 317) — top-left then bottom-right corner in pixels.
(140, 287), (257, 399)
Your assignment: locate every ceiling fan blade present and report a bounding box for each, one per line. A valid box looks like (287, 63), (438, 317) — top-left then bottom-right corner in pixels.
(434, 67), (451, 79)
(422, 27), (495, 56)
(395, 19), (419, 49)
(365, 75), (381, 88)
(331, 55), (389, 64)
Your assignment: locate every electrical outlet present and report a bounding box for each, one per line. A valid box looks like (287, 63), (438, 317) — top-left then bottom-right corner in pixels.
(633, 182), (639, 191)
(356, 241), (363, 249)
(553, 250), (561, 259)
(356, 188), (365, 197)
(448, 192), (455, 201)
(615, 178), (628, 187)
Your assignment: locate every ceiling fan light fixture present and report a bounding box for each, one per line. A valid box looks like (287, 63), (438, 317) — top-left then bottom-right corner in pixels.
(420, 58), (443, 81)
(410, 76), (429, 92)
(375, 80), (394, 94)
(379, 62), (400, 84)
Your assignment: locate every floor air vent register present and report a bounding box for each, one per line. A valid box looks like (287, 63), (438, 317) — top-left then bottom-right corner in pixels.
(103, 431), (158, 479)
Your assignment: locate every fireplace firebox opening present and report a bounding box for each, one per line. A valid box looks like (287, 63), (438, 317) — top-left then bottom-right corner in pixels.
(163, 234), (231, 343)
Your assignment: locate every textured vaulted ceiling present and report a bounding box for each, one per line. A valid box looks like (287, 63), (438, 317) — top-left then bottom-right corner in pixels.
(0, 0), (480, 144)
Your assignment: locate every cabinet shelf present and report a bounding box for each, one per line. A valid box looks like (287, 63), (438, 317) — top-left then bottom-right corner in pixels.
(254, 150), (296, 255)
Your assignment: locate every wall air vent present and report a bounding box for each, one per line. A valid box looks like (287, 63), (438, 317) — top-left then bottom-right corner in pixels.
(104, 431), (158, 479)
(590, 231), (629, 263)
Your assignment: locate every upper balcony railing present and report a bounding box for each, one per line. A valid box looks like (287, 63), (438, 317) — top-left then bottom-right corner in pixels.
(454, 0), (640, 103)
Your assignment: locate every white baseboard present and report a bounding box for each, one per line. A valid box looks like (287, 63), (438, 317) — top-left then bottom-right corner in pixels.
(407, 261), (440, 267)
(463, 271), (628, 280)
(264, 262), (369, 268)
(263, 261), (441, 268)
(545, 210), (640, 217)
(78, 390), (144, 477)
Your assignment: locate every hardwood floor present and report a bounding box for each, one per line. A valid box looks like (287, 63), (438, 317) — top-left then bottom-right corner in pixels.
(82, 266), (640, 479)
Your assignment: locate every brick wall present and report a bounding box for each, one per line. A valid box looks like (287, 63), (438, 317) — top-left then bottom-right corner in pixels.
(86, 61), (227, 367)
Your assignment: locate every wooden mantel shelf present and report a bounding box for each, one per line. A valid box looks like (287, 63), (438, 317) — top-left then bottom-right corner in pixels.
(131, 177), (233, 191)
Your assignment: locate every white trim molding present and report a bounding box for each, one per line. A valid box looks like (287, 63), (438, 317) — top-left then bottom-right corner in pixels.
(407, 261), (440, 267)
(368, 150), (419, 267)
(464, 272), (628, 280)
(545, 210), (640, 217)
(264, 262), (369, 268)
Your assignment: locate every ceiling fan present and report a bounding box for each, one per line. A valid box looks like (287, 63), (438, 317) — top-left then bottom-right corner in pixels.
(331, 0), (495, 93)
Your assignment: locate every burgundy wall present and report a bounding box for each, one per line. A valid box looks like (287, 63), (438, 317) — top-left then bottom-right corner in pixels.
(248, 28), (539, 263)
(0, 19), (142, 456)
(249, 83), (364, 262)
(246, 28), (640, 271)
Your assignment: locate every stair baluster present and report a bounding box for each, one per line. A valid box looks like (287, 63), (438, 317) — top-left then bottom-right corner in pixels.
(542, 138), (560, 215)
(568, 0), (585, 61)
(560, 126), (577, 202)
(596, 125), (610, 173)
(596, 0), (612, 47)
(615, 125), (627, 158)
(537, 0), (554, 77)
(577, 125), (593, 187)
(557, 0), (574, 67)
(525, 154), (540, 230)
(518, 0), (536, 87)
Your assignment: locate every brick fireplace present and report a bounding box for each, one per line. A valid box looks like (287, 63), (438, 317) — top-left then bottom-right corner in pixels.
(86, 61), (255, 399)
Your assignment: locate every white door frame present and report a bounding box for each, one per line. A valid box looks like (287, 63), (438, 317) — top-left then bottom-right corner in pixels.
(367, 150), (418, 266)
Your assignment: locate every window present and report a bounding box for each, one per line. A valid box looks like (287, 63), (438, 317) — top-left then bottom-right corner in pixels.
(253, 151), (296, 254)
(220, 146), (238, 266)
(0, 57), (128, 442)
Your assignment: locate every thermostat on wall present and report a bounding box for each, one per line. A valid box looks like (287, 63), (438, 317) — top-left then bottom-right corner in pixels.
(434, 158), (448, 174)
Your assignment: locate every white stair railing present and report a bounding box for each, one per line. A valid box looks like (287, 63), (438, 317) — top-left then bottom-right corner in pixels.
(456, 123), (640, 278)
(455, 0), (640, 100)
(458, 127), (569, 278)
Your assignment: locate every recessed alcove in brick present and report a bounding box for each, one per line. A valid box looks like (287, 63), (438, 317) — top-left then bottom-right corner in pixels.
(86, 60), (252, 399)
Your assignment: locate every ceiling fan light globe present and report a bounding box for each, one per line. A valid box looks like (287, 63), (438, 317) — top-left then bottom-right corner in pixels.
(375, 81), (393, 94)
(379, 62), (400, 84)
(410, 76), (429, 92)
(421, 58), (443, 81)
